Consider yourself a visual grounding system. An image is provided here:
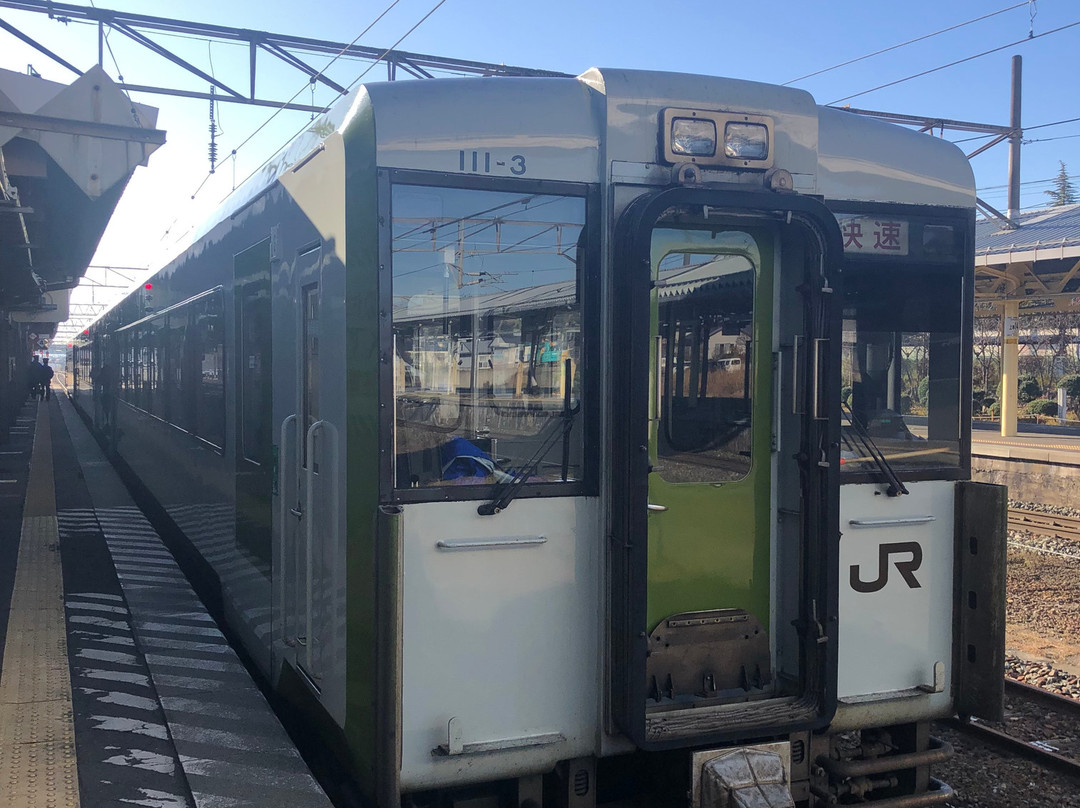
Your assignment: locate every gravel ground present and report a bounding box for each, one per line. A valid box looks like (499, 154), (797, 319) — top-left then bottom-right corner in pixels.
(931, 499), (1080, 807)
(1004, 504), (1080, 675)
(1007, 657), (1080, 699)
(935, 660), (1080, 807)
(1006, 541), (1080, 649)
(935, 722), (1080, 808)
(1010, 499), (1080, 519)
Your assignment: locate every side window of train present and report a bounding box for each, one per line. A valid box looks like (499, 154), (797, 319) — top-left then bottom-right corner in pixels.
(109, 289), (225, 450)
(195, 291), (226, 448)
(389, 182), (589, 494)
(651, 230), (759, 484)
(235, 241), (272, 464)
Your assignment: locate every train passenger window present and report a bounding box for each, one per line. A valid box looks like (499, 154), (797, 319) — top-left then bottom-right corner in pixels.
(390, 183), (588, 493)
(652, 228), (760, 484)
(166, 313), (188, 430)
(840, 266), (962, 478)
(147, 318), (165, 421)
(195, 292), (225, 448)
(237, 245), (271, 464)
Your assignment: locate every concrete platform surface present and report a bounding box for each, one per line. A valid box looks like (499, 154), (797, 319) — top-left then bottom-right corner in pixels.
(972, 429), (1080, 466)
(0, 391), (333, 808)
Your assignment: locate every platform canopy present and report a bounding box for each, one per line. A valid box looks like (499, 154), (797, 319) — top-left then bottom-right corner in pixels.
(0, 64), (164, 335)
(973, 204), (1080, 437)
(975, 204), (1080, 313)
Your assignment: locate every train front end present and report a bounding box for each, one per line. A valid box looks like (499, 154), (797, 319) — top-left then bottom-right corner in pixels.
(340, 69), (1006, 808)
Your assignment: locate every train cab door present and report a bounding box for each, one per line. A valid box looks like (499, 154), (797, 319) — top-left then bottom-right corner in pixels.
(278, 244), (332, 690)
(611, 188), (841, 749)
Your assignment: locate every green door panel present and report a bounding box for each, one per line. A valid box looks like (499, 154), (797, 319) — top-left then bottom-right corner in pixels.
(645, 227), (774, 633)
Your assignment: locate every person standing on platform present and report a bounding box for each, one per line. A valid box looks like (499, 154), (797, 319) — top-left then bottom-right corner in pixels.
(27, 356), (43, 400)
(40, 358), (54, 401)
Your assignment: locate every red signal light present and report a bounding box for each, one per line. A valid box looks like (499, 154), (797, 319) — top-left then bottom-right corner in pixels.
(145, 283), (154, 290)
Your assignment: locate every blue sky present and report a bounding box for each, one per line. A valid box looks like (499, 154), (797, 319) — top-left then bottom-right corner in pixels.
(1, 0), (1077, 279)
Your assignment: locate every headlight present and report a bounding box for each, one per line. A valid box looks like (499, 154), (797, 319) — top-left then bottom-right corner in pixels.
(724, 122), (769, 160)
(671, 118), (717, 157)
(661, 108), (774, 169)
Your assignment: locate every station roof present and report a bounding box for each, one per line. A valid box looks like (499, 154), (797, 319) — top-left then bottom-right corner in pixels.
(976, 204), (1080, 267)
(974, 204), (1080, 309)
(0, 65), (164, 335)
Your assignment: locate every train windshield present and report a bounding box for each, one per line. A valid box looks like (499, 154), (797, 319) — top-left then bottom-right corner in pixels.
(838, 214), (966, 480)
(389, 183), (588, 494)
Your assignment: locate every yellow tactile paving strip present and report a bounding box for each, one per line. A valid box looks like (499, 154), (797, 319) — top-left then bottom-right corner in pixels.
(974, 437), (1080, 452)
(0, 405), (79, 807)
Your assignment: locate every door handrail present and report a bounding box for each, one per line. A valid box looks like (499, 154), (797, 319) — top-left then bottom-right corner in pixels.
(278, 413), (297, 645)
(304, 419), (338, 678)
(304, 419), (325, 674)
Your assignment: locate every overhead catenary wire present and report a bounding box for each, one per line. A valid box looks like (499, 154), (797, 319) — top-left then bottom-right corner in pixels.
(828, 18), (1080, 105)
(783, 1), (1031, 86)
(1023, 132), (1080, 144)
(185, 0), (407, 201)
(978, 176), (1060, 192)
(88, 0), (122, 80)
(1026, 116), (1080, 133)
(225, 0), (450, 201)
(86, 0), (144, 127)
(952, 116), (1080, 145)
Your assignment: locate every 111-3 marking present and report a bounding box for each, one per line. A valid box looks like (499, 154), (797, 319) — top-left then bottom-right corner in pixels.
(459, 150), (526, 175)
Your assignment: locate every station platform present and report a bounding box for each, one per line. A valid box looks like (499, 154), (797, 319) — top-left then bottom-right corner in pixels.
(0, 391), (333, 808)
(973, 426), (1080, 466)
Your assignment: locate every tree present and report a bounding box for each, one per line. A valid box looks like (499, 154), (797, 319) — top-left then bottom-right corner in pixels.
(1026, 398), (1058, 417)
(1017, 374), (1042, 404)
(1044, 161), (1078, 207)
(1019, 312), (1076, 390)
(973, 314), (1001, 397)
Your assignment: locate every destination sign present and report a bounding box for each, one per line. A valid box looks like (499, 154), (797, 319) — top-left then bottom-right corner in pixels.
(836, 216), (909, 256)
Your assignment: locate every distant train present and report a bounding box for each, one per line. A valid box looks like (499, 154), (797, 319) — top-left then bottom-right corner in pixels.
(70, 68), (1007, 808)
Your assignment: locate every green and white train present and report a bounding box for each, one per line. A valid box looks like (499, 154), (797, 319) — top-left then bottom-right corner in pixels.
(71, 68), (1007, 808)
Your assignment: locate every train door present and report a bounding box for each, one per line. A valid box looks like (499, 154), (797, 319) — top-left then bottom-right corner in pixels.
(234, 239), (274, 567)
(611, 188), (841, 749)
(278, 245), (332, 688)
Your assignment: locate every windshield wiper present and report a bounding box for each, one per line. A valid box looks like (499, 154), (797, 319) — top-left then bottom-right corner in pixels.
(478, 359), (579, 515)
(842, 402), (908, 497)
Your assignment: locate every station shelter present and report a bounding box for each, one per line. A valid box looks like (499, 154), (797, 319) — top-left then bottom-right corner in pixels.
(0, 64), (162, 439)
(975, 203), (1080, 435)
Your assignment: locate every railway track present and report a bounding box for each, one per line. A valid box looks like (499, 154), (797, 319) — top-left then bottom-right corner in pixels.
(947, 678), (1080, 779)
(1008, 507), (1080, 541)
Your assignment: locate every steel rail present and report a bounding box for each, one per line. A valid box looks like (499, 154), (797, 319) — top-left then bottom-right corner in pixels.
(946, 678), (1080, 780)
(946, 717), (1080, 779)
(1008, 507), (1080, 541)
(1004, 677), (1080, 713)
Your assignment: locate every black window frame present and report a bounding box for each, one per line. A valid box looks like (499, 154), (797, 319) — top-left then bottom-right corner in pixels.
(378, 168), (601, 505)
(828, 200), (974, 485)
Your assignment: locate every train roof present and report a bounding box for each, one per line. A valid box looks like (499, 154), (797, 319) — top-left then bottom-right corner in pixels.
(206, 68), (975, 242)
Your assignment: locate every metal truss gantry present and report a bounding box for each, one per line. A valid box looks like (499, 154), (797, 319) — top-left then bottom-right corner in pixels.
(0, 0), (1021, 220)
(0, 0), (567, 115)
(2, 0), (1036, 404)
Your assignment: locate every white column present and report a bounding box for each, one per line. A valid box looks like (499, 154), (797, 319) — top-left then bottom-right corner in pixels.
(1001, 301), (1019, 438)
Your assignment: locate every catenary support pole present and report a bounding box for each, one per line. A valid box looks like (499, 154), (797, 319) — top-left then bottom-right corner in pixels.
(1006, 55), (1022, 222)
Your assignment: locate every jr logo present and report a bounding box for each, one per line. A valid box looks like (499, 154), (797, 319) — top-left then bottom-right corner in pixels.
(849, 541), (923, 593)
